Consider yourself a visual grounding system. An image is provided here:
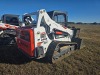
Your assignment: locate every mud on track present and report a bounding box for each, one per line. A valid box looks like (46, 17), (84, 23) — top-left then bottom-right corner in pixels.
(0, 24), (100, 75)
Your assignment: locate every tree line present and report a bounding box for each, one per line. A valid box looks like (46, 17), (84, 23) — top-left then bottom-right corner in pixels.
(68, 22), (100, 25)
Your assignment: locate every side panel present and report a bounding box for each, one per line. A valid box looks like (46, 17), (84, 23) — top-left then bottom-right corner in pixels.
(34, 27), (52, 54)
(17, 28), (35, 57)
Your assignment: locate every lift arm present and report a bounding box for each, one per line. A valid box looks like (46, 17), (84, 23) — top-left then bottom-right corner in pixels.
(37, 9), (73, 39)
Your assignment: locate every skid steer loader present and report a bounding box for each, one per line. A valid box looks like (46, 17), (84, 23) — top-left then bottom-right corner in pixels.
(0, 14), (20, 45)
(16, 9), (83, 63)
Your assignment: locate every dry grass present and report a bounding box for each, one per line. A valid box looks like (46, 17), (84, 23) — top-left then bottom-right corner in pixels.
(0, 24), (100, 75)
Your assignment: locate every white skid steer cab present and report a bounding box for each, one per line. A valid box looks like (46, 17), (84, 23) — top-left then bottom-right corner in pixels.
(16, 9), (84, 63)
(0, 14), (20, 45)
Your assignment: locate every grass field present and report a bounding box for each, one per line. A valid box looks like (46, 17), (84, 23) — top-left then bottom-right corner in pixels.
(0, 24), (100, 75)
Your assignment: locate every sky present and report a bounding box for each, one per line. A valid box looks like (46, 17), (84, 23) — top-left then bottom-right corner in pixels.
(0, 0), (100, 23)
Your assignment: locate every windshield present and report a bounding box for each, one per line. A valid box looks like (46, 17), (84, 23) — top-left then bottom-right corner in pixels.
(54, 14), (67, 26)
(5, 16), (19, 26)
